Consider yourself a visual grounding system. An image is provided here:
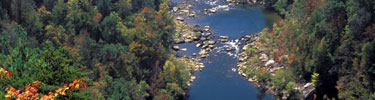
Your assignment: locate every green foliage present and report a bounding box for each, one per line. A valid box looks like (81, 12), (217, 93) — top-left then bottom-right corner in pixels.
(0, 0), (180, 99)
(107, 78), (149, 100)
(0, 26), (90, 99)
(311, 73), (319, 87)
(258, 0), (375, 99)
(117, 0), (133, 18)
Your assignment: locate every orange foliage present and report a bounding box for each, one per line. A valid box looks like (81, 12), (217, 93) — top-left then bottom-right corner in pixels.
(258, 68), (267, 75)
(288, 53), (296, 64)
(93, 13), (103, 22)
(0, 68), (12, 79)
(5, 79), (87, 100)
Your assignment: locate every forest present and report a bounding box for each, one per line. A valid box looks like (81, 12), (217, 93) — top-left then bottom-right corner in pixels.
(0, 0), (190, 100)
(1, 0), (375, 100)
(254, 0), (375, 99)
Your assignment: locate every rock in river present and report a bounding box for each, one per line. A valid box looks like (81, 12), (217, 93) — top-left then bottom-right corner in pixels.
(181, 48), (187, 51)
(203, 26), (210, 32)
(208, 40), (216, 45)
(209, 8), (216, 13)
(196, 43), (201, 47)
(176, 16), (184, 21)
(219, 36), (229, 39)
(173, 7), (179, 12)
(173, 46), (180, 50)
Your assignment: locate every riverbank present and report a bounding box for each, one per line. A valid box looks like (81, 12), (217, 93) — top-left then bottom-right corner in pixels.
(171, 1), (216, 86)
(237, 31), (315, 99)
(171, 0), (277, 99)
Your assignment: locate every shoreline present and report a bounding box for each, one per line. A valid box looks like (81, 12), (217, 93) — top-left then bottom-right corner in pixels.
(169, 0), (308, 99)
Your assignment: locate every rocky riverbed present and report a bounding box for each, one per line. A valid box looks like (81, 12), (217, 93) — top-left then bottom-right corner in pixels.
(172, 1), (219, 86)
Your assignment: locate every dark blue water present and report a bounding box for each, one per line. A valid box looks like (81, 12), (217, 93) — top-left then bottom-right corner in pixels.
(173, 0), (274, 100)
(185, 6), (266, 40)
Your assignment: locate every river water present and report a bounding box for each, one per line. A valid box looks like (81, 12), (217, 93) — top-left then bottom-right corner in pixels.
(172, 0), (275, 100)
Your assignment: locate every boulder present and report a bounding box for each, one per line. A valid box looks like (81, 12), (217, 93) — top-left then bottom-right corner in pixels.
(239, 57), (246, 62)
(221, 39), (228, 42)
(259, 53), (269, 62)
(189, 13), (196, 17)
(173, 7), (179, 12)
(242, 44), (250, 50)
(180, 9), (189, 13)
(185, 38), (193, 43)
(187, 4), (193, 8)
(202, 44), (208, 49)
(181, 48), (187, 51)
(208, 45), (215, 48)
(265, 60), (275, 67)
(203, 26), (210, 31)
(208, 40), (215, 45)
(199, 49), (207, 55)
(176, 16), (184, 21)
(219, 36), (229, 39)
(173, 46), (180, 50)
(205, 33), (212, 36)
(174, 39), (185, 44)
(209, 8), (216, 13)
(196, 43), (201, 47)
(193, 36), (200, 41)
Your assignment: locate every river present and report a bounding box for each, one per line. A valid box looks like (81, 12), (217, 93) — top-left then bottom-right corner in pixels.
(172, 0), (275, 100)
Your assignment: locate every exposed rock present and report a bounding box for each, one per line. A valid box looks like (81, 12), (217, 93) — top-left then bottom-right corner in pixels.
(265, 60), (275, 67)
(259, 53), (269, 62)
(189, 11), (195, 17)
(221, 39), (228, 42)
(205, 32), (212, 36)
(301, 82), (315, 99)
(192, 53), (197, 56)
(208, 45), (215, 48)
(231, 68), (236, 72)
(208, 40), (215, 45)
(181, 48), (187, 51)
(203, 26), (210, 31)
(180, 9), (189, 14)
(196, 43), (201, 47)
(199, 49), (207, 55)
(189, 12), (196, 17)
(209, 8), (216, 13)
(219, 36), (229, 39)
(173, 7), (179, 12)
(174, 39), (185, 44)
(193, 36), (200, 41)
(202, 44), (208, 49)
(242, 44), (250, 50)
(175, 16), (184, 21)
(190, 76), (196, 82)
(185, 38), (193, 43)
(173, 46), (180, 50)
(200, 37), (207, 41)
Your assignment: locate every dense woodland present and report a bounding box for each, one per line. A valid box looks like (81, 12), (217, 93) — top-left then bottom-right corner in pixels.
(0, 0), (190, 100)
(1, 0), (375, 100)
(257, 0), (375, 99)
